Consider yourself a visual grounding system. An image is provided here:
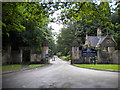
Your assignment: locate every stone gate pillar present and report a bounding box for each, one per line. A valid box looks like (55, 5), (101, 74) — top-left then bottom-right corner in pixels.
(42, 41), (49, 64)
(71, 40), (79, 64)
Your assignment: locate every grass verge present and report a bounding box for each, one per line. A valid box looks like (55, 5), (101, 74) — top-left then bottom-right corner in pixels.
(28, 64), (45, 68)
(1, 64), (45, 71)
(1, 65), (23, 71)
(74, 64), (120, 71)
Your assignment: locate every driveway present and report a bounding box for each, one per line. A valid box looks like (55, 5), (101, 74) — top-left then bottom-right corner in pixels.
(2, 57), (119, 88)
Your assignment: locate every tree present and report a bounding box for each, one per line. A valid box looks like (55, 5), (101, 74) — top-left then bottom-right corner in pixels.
(111, 2), (120, 49)
(2, 2), (56, 53)
(56, 2), (119, 56)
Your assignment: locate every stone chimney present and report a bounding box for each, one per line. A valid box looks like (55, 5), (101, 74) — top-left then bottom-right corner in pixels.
(97, 28), (102, 39)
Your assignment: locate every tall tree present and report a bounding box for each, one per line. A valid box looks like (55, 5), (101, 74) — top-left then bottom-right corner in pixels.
(2, 2), (56, 53)
(56, 2), (119, 56)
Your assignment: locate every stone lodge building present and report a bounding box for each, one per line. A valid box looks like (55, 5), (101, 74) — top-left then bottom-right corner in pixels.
(83, 28), (118, 64)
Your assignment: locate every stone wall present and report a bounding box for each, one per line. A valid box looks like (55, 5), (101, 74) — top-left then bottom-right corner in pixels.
(2, 52), (11, 65)
(30, 54), (42, 63)
(2, 46), (11, 65)
(2, 48), (43, 65)
(97, 50), (119, 64)
(2, 50), (22, 65)
(112, 50), (119, 64)
(11, 51), (22, 64)
(73, 49), (120, 64)
(97, 50), (111, 64)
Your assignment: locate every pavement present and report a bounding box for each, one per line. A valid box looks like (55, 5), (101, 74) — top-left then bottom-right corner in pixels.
(2, 56), (119, 88)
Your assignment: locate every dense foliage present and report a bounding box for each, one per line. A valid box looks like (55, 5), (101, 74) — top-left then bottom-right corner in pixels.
(2, 2), (120, 57)
(56, 2), (120, 56)
(2, 2), (56, 54)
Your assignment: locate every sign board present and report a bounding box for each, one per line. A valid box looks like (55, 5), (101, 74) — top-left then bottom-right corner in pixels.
(45, 54), (49, 58)
(82, 48), (97, 57)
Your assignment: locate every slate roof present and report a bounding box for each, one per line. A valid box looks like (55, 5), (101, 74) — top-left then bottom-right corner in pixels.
(96, 36), (106, 47)
(85, 36), (106, 47)
(97, 35), (117, 47)
(101, 35), (117, 44)
(84, 34), (117, 48)
(87, 36), (99, 47)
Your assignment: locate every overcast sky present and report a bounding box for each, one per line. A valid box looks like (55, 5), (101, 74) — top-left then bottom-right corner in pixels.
(48, 10), (63, 40)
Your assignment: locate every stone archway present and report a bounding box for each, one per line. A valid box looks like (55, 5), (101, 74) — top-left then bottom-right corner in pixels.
(22, 49), (30, 64)
(19, 47), (31, 65)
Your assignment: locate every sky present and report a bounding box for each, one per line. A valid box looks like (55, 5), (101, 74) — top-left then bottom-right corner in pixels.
(48, 23), (63, 34)
(48, 10), (63, 40)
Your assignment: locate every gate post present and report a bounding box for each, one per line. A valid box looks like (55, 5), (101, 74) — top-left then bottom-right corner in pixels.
(42, 41), (49, 64)
(71, 40), (79, 64)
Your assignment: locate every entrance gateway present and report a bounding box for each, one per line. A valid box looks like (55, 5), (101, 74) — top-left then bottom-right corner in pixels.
(71, 28), (117, 64)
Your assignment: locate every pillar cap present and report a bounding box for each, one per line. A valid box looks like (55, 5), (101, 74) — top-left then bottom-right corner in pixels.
(43, 41), (48, 46)
(72, 40), (79, 47)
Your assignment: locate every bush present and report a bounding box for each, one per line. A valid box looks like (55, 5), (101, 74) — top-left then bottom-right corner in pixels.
(60, 55), (71, 61)
(57, 52), (62, 57)
(66, 55), (71, 61)
(60, 56), (66, 60)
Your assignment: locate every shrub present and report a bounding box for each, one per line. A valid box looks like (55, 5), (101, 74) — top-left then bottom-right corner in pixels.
(66, 55), (71, 61)
(60, 55), (71, 61)
(60, 56), (66, 60)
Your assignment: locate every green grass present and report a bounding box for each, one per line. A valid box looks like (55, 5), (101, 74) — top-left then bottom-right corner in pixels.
(28, 64), (45, 68)
(1, 65), (23, 71)
(1, 64), (45, 71)
(74, 64), (120, 71)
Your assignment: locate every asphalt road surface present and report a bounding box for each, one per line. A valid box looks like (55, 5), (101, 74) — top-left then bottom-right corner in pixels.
(2, 56), (119, 88)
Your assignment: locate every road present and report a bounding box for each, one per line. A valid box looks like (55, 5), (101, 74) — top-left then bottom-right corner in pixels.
(2, 57), (119, 88)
